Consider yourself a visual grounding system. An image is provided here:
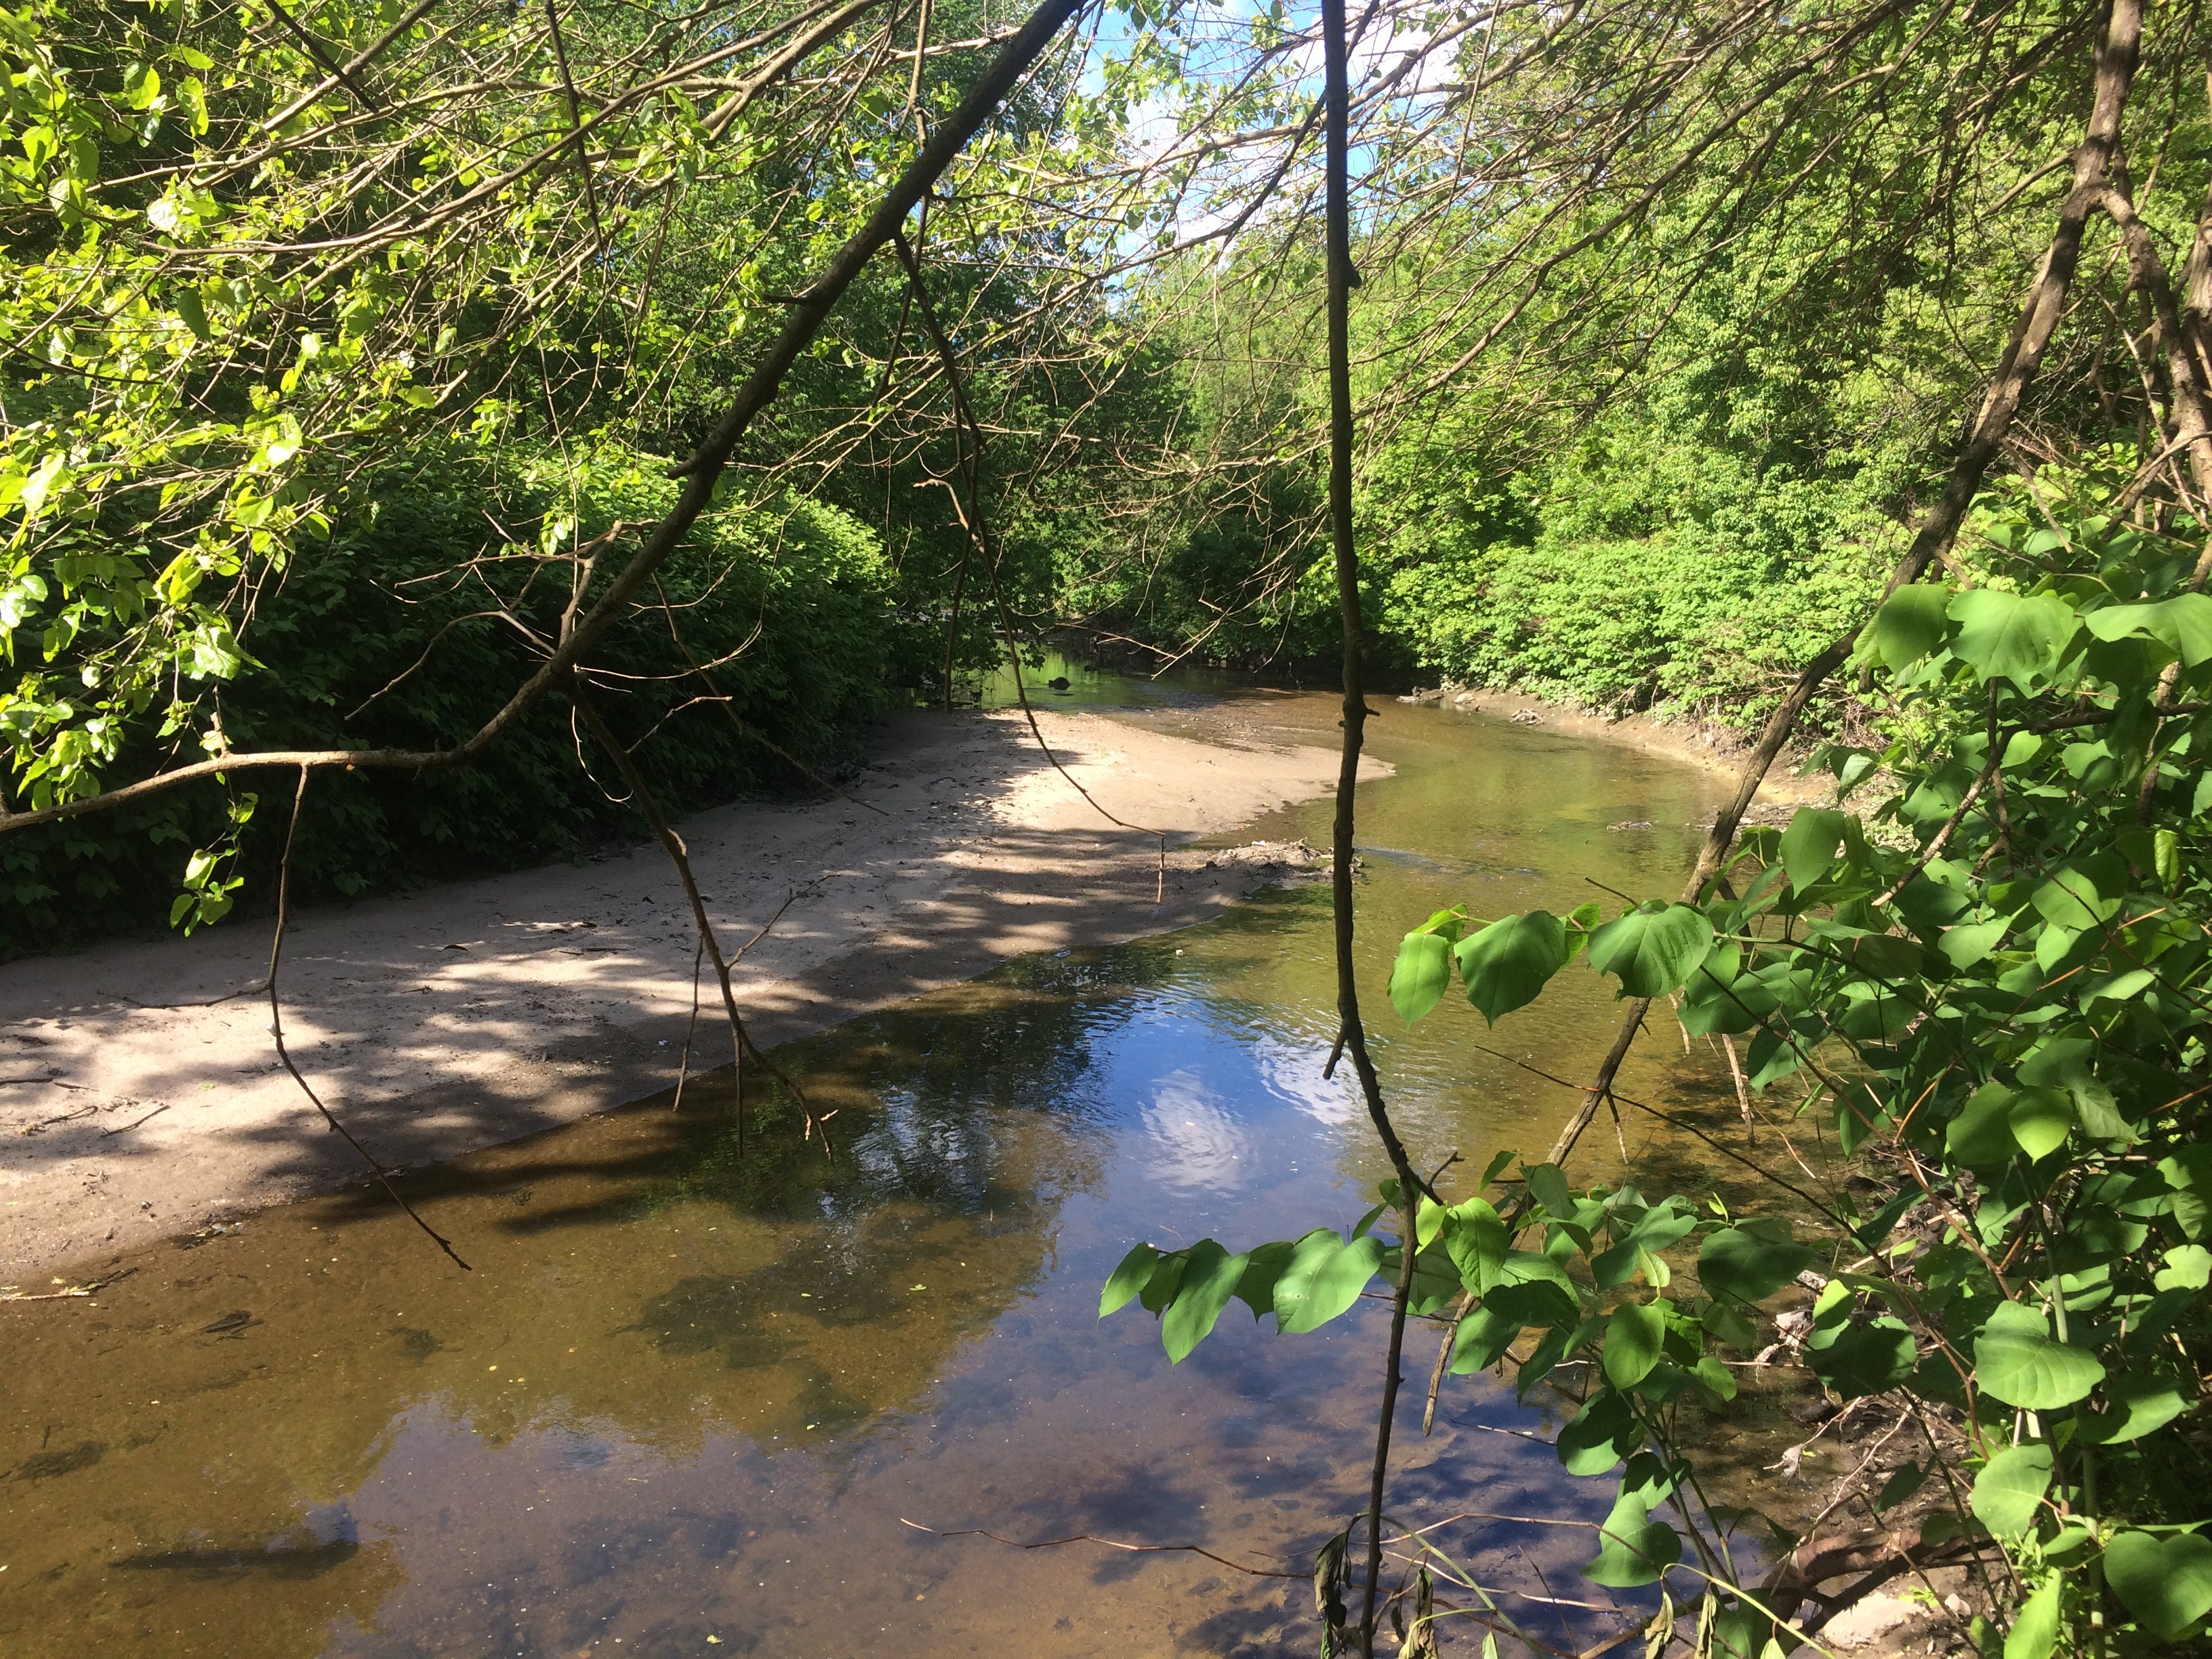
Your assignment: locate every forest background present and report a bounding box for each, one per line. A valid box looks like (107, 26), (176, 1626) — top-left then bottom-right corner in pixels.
(9, 0), (2200, 949)
(8, 0), (2212, 1652)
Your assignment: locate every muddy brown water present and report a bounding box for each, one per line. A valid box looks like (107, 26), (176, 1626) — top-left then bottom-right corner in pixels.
(1, 695), (1822, 1656)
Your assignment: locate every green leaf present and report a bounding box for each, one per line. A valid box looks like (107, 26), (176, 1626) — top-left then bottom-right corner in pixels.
(1602, 1300), (1666, 1389)
(1779, 808), (1848, 893)
(2154, 827), (2182, 890)
(1557, 1389), (1643, 1475)
(1938, 916), (2011, 970)
(1946, 1084), (2018, 1167)
(1948, 589), (2078, 687)
(1233, 1240), (1296, 1318)
(1692, 1355), (1738, 1401)
(2084, 593), (2212, 667)
(1448, 1302), (1519, 1374)
(1137, 1250), (1187, 1314)
(1807, 1315), (1917, 1399)
(1974, 1300), (2105, 1408)
(1437, 1197), (1508, 1289)
(1273, 1230), (1385, 1334)
(2006, 1088), (2075, 1161)
(1454, 911), (1570, 1023)
(2031, 864), (2122, 930)
(2077, 1378), (2189, 1445)
(1524, 1162), (1575, 1218)
(1586, 903), (1715, 998)
(2002, 1576), (2060, 1659)
(1969, 1443), (2051, 1536)
(1582, 1465), (1681, 1588)
(1873, 583), (1952, 672)
(1705, 1604), (1773, 1659)
(1162, 1240), (1249, 1363)
(1483, 1252), (1581, 1327)
(1101, 1242), (1159, 1315)
(2104, 1530), (2212, 1641)
(1389, 930), (1453, 1027)
(2156, 1245), (2212, 1292)
(1698, 1227), (1815, 1306)
(1593, 1205), (1697, 1288)
(172, 285), (212, 342)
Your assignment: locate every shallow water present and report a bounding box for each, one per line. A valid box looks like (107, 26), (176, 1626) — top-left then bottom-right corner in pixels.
(0, 694), (1812, 1656)
(972, 647), (1250, 711)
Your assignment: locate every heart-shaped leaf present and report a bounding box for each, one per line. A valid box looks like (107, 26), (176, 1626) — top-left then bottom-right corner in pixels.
(2077, 1376), (2190, 1446)
(1101, 1242), (1160, 1316)
(1969, 1443), (2051, 1536)
(1807, 1315), (1917, 1399)
(2083, 593), (2212, 666)
(1162, 1239), (1249, 1362)
(1946, 1083), (2018, 1167)
(1582, 1469), (1681, 1588)
(1948, 588), (2078, 687)
(1873, 582), (1952, 671)
(1436, 1197), (1509, 1290)
(1454, 910), (1570, 1023)
(1523, 1162), (1576, 1218)
(1938, 916), (2010, 970)
(1448, 1302), (1520, 1374)
(1974, 1300), (2105, 1408)
(1271, 1229), (1385, 1334)
(1557, 1388), (1643, 1476)
(2006, 1088), (2075, 1161)
(1698, 1226), (1815, 1307)
(1586, 903), (1715, 998)
(1602, 1299), (1666, 1389)
(1780, 808), (1849, 893)
(2157, 1245), (2212, 1292)
(1389, 929), (1452, 1027)
(2031, 863), (2123, 930)
(1483, 1251), (1580, 1327)
(2104, 1529), (2212, 1641)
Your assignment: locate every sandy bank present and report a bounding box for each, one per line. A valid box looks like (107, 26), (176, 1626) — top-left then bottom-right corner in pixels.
(1, 704), (1382, 1274)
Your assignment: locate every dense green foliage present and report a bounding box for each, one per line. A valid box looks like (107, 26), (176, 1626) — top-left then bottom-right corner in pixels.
(9, 0), (2212, 1647)
(3, 447), (904, 944)
(1374, 429), (1898, 724)
(1116, 471), (2212, 1652)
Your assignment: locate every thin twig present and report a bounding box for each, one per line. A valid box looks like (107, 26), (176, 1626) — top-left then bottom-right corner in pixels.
(264, 767), (472, 1271)
(100, 1102), (171, 1137)
(898, 1518), (1306, 1578)
(671, 940), (704, 1112)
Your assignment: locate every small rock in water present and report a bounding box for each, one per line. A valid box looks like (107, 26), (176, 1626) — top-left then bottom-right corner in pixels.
(1046, 675), (1071, 691)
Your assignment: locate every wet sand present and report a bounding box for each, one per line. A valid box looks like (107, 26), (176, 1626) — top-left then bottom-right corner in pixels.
(1, 702), (1381, 1274)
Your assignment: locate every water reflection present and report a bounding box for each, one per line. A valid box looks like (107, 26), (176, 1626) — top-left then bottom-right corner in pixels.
(1, 697), (1812, 1657)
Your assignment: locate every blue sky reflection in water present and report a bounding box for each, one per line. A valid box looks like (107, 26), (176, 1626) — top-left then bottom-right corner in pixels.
(0, 697), (1797, 1658)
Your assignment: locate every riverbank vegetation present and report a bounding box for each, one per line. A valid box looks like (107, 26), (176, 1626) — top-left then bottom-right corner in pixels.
(5, 0), (2211, 1652)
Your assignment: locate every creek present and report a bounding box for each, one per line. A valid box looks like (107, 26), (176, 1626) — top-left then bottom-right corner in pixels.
(0, 690), (1818, 1657)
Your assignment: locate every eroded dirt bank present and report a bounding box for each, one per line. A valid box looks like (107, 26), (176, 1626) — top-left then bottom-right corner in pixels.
(1, 701), (1380, 1273)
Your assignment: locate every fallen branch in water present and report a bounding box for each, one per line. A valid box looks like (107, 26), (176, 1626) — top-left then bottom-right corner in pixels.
(0, 1267), (138, 1301)
(897, 1517), (1305, 1578)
